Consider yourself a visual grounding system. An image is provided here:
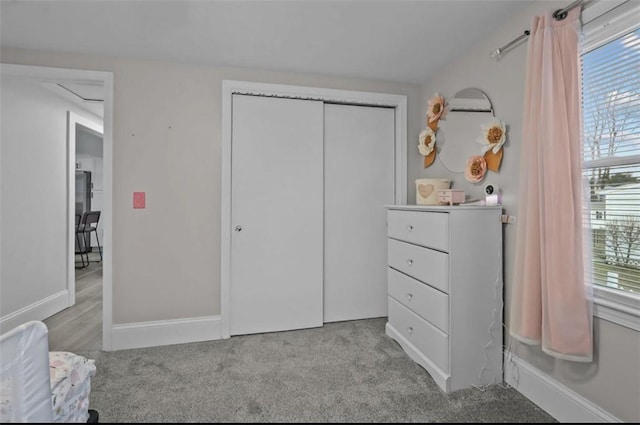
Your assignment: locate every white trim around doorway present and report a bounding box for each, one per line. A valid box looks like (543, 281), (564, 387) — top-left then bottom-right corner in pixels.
(220, 80), (408, 339)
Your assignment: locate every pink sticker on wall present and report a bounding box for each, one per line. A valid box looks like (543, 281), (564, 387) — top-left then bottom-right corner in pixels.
(133, 192), (146, 209)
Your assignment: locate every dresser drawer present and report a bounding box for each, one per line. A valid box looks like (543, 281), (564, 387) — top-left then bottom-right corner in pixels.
(388, 268), (449, 333)
(387, 210), (449, 252)
(388, 297), (449, 372)
(388, 238), (449, 294)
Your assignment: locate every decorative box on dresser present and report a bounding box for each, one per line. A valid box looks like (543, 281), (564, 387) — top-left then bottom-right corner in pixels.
(385, 204), (503, 393)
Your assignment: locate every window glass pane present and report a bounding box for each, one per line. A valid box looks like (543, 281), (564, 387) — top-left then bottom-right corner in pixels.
(582, 28), (640, 295)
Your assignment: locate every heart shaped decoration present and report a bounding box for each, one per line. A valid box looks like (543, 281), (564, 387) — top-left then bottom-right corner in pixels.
(418, 184), (434, 199)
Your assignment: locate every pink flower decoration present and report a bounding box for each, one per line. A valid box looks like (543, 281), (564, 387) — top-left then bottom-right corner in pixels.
(427, 93), (447, 124)
(465, 155), (487, 183)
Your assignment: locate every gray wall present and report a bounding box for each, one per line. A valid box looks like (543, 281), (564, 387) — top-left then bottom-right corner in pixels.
(0, 47), (421, 326)
(419, 2), (639, 421)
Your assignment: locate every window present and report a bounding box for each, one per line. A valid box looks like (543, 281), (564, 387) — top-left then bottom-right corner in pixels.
(580, 3), (640, 329)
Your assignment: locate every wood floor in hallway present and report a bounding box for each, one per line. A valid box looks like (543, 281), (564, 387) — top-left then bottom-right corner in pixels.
(44, 253), (102, 352)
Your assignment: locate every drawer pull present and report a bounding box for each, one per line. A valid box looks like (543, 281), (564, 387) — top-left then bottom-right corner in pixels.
(407, 224), (413, 232)
(407, 326), (414, 335)
(406, 259), (413, 266)
(406, 293), (413, 301)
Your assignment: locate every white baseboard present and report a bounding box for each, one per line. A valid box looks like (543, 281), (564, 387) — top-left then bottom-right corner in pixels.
(504, 353), (621, 423)
(111, 315), (221, 351)
(0, 290), (69, 334)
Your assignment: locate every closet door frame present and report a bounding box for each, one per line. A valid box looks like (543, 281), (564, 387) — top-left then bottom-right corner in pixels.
(220, 80), (407, 339)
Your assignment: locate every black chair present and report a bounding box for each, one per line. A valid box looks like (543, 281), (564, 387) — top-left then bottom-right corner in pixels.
(77, 211), (102, 263)
(75, 213), (89, 268)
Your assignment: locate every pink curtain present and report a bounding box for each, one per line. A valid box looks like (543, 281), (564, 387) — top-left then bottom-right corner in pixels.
(510, 8), (593, 362)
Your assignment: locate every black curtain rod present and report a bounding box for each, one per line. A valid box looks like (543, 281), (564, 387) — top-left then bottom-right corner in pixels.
(552, 0), (586, 20)
(490, 0), (586, 60)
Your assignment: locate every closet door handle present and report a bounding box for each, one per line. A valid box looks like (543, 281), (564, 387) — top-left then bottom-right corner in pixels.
(406, 259), (413, 266)
(406, 293), (413, 302)
(235, 225), (243, 232)
(407, 225), (413, 232)
(407, 326), (414, 335)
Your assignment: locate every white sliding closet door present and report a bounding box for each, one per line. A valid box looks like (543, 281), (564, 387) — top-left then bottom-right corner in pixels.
(230, 95), (324, 336)
(323, 104), (395, 322)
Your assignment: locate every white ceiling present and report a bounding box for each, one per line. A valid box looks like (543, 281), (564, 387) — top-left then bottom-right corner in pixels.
(0, 0), (534, 84)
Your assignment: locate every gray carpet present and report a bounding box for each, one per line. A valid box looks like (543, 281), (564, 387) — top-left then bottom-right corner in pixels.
(78, 318), (556, 423)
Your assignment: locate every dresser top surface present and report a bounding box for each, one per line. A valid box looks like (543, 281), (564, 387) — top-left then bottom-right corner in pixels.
(385, 204), (502, 212)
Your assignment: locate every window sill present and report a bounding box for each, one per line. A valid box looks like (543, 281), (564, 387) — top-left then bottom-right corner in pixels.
(593, 286), (640, 332)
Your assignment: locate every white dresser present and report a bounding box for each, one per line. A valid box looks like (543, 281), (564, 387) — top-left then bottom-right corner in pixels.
(385, 205), (503, 393)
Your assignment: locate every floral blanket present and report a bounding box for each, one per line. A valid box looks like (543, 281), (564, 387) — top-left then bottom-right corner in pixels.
(49, 351), (96, 423)
(0, 351), (96, 423)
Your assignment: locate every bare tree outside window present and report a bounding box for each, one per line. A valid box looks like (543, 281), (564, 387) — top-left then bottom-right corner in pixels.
(605, 215), (640, 267)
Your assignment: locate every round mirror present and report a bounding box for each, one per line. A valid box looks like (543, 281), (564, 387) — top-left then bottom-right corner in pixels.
(438, 88), (494, 173)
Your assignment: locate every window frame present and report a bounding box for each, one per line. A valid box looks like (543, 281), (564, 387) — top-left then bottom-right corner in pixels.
(580, 1), (640, 331)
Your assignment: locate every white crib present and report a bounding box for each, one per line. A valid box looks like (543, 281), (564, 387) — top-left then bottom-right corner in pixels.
(0, 321), (97, 423)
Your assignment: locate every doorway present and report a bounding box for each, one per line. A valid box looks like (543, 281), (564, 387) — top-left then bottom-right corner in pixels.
(45, 114), (104, 352)
(68, 113), (104, 302)
(0, 64), (114, 350)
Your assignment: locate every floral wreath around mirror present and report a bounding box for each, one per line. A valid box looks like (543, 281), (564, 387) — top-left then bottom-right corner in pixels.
(419, 92), (508, 184)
